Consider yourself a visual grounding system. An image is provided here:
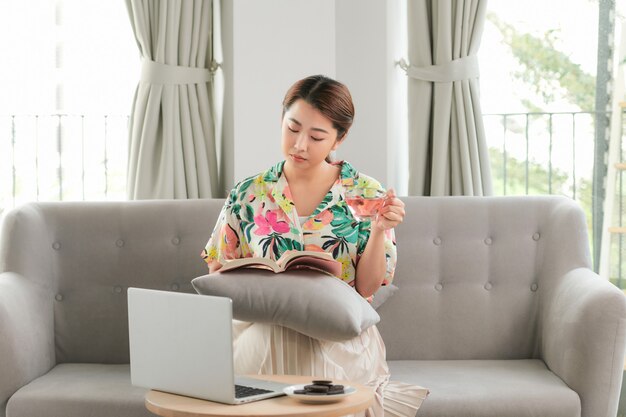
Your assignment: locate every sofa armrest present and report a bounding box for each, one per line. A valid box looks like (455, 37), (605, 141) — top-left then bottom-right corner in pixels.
(541, 267), (626, 417)
(0, 272), (55, 416)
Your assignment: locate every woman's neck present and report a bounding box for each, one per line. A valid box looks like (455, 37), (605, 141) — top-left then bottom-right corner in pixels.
(283, 160), (338, 184)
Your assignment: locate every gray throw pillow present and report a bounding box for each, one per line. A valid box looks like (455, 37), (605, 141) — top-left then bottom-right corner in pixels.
(191, 269), (380, 341)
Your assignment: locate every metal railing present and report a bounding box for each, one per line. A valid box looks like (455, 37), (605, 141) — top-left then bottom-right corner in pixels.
(3, 110), (626, 286)
(483, 111), (608, 200)
(0, 114), (129, 212)
(483, 110), (626, 288)
(484, 111), (601, 268)
(0, 111), (609, 206)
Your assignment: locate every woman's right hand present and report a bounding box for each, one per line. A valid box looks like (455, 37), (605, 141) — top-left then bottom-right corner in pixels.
(373, 188), (405, 232)
(208, 261), (223, 273)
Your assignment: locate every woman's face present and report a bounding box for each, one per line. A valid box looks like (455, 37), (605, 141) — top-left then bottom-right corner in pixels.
(281, 99), (341, 170)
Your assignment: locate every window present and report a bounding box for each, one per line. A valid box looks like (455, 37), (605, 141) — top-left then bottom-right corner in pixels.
(0, 0), (140, 211)
(479, 0), (626, 281)
(480, 0), (600, 202)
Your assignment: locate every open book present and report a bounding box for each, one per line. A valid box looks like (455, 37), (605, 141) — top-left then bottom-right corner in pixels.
(219, 250), (342, 278)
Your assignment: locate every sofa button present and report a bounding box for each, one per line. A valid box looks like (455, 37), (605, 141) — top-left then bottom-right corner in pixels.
(52, 242), (61, 250)
(171, 283), (180, 291)
(532, 232), (540, 241)
(116, 239), (125, 248)
(55, 294), (63, 302)
(531, 283), (539, 292)
(433, 237), (442, 246)
(434, 283), (443, 291)
(484, 282), (493, 290)
(114, 286), (123, 294)
(484, 237), (492, 245)
(171, 237), (181, 245)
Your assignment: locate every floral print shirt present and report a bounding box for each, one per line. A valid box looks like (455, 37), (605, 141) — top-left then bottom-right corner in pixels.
(201, 160), (396, 289)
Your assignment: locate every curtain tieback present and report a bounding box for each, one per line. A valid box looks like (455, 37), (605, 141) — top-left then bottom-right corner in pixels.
(398, 55), (479, 83)
(140, 58), (217, 85)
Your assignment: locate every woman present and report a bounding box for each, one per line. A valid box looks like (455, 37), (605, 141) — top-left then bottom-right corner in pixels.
(201, 75), (427, 416)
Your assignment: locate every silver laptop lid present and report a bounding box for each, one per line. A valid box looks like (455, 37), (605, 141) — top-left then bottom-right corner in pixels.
(128, 288), (236, 402)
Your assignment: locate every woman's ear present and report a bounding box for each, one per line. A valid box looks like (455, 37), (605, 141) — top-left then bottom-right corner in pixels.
(333, 131), (348, 149)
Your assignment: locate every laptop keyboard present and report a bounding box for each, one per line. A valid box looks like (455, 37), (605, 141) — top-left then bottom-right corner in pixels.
(235, 384), (273, 398)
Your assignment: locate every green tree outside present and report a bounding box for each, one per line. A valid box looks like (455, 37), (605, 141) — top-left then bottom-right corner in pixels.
(487, 11), (602, 279)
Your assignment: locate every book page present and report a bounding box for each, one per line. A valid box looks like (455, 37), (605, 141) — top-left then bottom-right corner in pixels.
(275, 250), (334, 266)
(219, 257), (280, 273)
(219, 250), (341, 277)
(282, 254), (342, 278)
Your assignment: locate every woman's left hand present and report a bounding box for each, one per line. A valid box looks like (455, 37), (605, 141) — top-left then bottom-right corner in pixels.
(374, 188), (405, 231)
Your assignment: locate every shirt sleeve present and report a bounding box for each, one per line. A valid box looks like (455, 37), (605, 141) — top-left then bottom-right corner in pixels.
(201, 190), (248, 267)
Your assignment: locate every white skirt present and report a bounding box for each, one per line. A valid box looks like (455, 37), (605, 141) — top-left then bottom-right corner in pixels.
(233, 320), (428, 417)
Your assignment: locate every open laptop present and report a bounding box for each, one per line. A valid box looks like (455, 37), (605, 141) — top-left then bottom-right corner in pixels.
(127, 287), (289, 404)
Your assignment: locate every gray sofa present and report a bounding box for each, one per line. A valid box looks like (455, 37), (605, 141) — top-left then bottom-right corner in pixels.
(0, 196), (625, 417)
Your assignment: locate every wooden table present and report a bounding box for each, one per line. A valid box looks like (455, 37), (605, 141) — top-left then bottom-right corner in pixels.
(145, 375), (375, 417)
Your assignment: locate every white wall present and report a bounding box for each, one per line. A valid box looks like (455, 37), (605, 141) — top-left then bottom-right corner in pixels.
(335, 0), (387, 184)
(222, 0), (404, 194)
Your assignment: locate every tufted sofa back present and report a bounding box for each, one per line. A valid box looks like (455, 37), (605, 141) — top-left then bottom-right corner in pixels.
(0, 199), (223, 364)
(377, 196), (592, 361)
(0, 196), (591, 364)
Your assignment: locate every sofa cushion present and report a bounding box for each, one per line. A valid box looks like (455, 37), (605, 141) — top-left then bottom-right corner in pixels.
(192, 269), (380, 341)
(6, 363), (152, 417)
(388, 359), (581, 417)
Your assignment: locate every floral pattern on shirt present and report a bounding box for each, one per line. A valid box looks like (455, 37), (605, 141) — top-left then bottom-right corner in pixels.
(201, 160), (396, 288)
